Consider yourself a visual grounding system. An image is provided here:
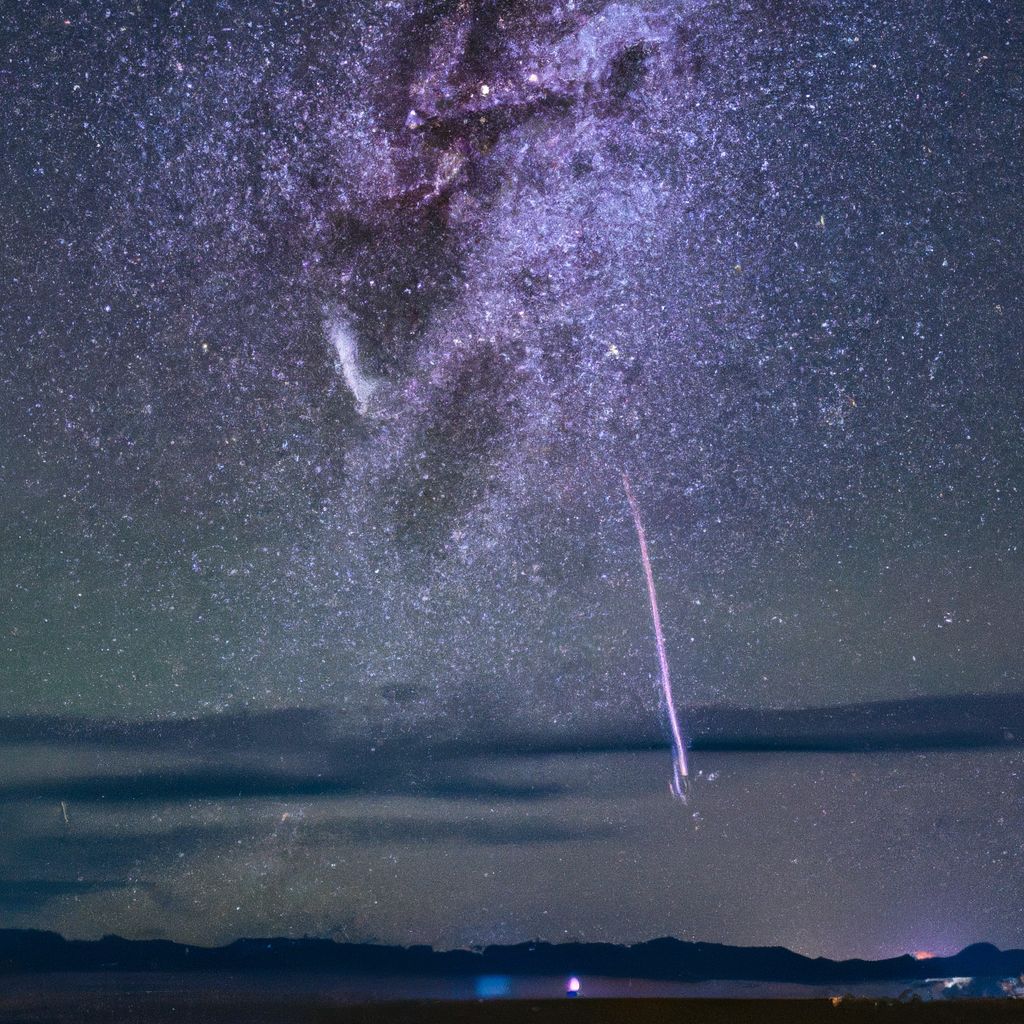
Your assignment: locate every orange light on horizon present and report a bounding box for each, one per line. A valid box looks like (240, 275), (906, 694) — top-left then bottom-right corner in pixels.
(912, 950), (936, 960)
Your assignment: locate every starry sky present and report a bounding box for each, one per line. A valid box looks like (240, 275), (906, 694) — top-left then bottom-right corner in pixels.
(1, 0), (1022, 960)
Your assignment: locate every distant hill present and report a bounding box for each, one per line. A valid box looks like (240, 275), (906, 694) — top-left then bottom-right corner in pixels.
(1, 930), (1022, 984)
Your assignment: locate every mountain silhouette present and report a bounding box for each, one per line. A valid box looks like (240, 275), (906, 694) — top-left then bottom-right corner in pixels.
(1, 931), (1022, 984)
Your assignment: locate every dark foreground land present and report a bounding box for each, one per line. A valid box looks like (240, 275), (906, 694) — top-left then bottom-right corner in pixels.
(1, 995), (1022, 1024)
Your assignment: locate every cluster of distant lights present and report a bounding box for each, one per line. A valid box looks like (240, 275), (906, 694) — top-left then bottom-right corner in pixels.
(473, 961), (992, 1000)
(478, 970), (986, 999)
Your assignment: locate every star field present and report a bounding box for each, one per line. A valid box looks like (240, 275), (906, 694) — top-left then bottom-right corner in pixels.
(1, 0), (1022, 959)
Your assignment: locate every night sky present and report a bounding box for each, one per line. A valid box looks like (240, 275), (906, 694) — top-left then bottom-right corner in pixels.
(2, 0), (1022, 960)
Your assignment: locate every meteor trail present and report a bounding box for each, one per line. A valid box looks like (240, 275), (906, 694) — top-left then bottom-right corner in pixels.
(622, 473), (690, 802)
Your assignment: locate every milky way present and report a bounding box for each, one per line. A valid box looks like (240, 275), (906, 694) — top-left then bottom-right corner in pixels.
(2, 0), (1023, 958)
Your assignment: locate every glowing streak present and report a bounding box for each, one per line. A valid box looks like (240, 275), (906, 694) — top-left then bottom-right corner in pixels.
(324, 312), (379, 415)
(623, 473), (689, 801)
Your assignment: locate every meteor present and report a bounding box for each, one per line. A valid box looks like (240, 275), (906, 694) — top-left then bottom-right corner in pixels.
(324, 310), (380, 415)
(622, 473), (690, 802)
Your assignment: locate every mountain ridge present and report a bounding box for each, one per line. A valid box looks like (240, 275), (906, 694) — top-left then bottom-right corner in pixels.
(1, 930), (1021, 984)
